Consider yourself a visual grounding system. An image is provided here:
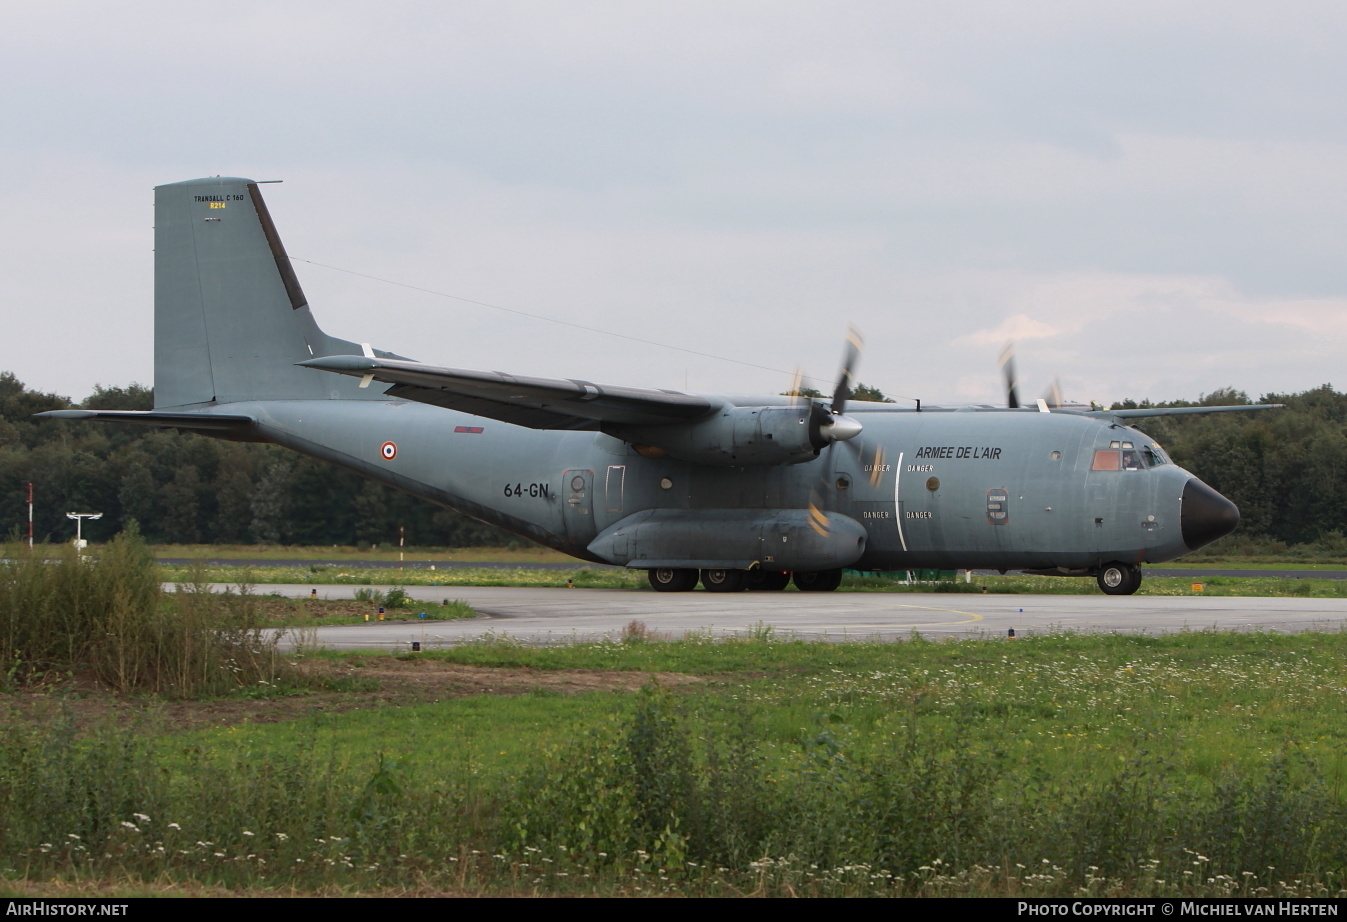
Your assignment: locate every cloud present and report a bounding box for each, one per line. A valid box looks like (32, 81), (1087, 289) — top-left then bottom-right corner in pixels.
(955, 313), (1072, 348)
(4, 2), (1347, 407)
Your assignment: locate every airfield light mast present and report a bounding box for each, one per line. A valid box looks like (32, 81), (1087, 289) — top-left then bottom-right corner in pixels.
(66, 512), (102, 554)
(26, 482), (33, 551)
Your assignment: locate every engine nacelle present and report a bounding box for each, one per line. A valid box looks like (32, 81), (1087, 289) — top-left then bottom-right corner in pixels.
(608, 404), (825, 466)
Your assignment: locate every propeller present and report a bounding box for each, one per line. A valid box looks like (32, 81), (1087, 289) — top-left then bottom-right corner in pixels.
(816, 324), (865, 444)
(1000, 341), (1075, 411)
(807, 325), (882, 536)
(999, 341), (1021, 409)
(788, 367), (806, 405)
(1043, 377), (1064, 410)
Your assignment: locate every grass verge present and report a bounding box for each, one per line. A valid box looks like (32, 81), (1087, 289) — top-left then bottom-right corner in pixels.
(7, 629), (1347, 896)
(161, 563), (1347, 598)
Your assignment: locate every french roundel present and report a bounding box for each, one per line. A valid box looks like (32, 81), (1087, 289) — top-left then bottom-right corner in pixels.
(380, 441), (397, 460)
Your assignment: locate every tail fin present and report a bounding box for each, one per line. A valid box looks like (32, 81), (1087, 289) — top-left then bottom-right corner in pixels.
(153, 177), (387, 409)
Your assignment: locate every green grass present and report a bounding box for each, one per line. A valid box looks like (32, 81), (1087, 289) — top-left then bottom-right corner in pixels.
(146, 542), (572, 564)
(174, 692), (615, 782)
(41, 539), (1347, 572)
(159, 563), (644, 589)
(164, 563), (1347, 598)
(10, 630), (1347, 895)
(245, 593), (478, 626)
(21, 529), (1347, 895)
(1149, 560), (1347, 570)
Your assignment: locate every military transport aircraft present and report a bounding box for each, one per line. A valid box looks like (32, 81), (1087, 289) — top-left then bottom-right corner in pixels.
(41, 177), (1278, 595)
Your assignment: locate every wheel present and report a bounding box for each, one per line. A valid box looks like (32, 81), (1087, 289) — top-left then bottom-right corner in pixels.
(793, 568), (843, 592)
(1096, 561), (1141, 595)
(745, 569), (791, 591)
(648, 567), (699, 592)
(700, 568), (747, 592)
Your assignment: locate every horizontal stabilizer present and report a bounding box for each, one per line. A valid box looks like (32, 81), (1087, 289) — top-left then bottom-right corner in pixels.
(37, 409), (255, 433)
(299, 355), (713, 430)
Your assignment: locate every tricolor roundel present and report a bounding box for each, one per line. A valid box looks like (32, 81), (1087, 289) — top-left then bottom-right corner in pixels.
(380, 441), (397, 460)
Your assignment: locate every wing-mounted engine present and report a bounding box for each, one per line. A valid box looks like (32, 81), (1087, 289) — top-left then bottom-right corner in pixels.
(603, 326), (866, 466)
(607, 403), (837, 466)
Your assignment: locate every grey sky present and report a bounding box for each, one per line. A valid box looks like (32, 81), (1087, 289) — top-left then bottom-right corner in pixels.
(4, 1), (1345, 407)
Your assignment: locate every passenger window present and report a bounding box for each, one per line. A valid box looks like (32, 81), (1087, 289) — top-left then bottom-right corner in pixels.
(1092, 449), (1121, 471)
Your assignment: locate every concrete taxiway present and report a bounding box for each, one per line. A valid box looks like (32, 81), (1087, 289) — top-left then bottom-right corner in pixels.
(235, 584), (1347, 651)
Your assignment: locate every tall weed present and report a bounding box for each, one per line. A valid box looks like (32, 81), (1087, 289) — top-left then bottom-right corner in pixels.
(0, 530), (296, 696)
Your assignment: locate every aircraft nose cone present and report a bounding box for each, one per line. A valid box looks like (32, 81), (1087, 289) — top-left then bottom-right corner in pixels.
(1181, 478), (1240, 551)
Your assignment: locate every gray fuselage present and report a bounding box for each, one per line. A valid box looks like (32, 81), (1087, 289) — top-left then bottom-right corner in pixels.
(223, 397), (1199, 573)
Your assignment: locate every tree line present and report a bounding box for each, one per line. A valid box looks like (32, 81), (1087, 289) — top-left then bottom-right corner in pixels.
(0, 374), (512, 547)
(1112, 385), (1346, 552)
(0, 371), (1341, 549)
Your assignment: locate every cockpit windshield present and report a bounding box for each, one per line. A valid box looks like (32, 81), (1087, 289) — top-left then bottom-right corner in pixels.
(1091, 440), (1170, 471)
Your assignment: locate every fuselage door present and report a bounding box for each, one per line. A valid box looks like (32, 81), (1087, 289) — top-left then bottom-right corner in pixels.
(562, 469), (595, 545)
(604, 464), (626, 518)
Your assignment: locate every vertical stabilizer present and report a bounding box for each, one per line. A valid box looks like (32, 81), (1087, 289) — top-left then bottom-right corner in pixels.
(153, 177), (386, 408)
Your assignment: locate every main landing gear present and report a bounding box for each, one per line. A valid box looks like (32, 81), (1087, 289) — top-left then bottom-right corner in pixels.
(1095, 561), (1142, 595)
(645, 568), (845, 592)
(792, 569), (843, 592)
(745, 569), (791, 591)
(647, 567), (699, 592)
(700, 568), (747, 592)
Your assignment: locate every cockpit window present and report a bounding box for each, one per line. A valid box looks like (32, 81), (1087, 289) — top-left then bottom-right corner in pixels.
(1092, 449), (1121, 471)
(1094, 439), (1171, 471)
(1093, 448), (1153, 471)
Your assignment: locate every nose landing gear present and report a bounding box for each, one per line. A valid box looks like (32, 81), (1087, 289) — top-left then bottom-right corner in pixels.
(1096, 561), (1142, 595)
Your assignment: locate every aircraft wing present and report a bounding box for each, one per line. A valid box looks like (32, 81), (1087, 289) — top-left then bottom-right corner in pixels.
(299, 355), (714, 430)
(36, 410), (256, 433)
(1089, 404), (1284, 419)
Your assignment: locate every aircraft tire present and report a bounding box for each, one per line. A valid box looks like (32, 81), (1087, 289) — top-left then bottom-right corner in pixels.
(745, 570), (791, 591)
(793, 568), (843, 592)
(701, 568), (748, 592)
(648, 568), (699, 592)
(1096, 562), (1141, 595)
